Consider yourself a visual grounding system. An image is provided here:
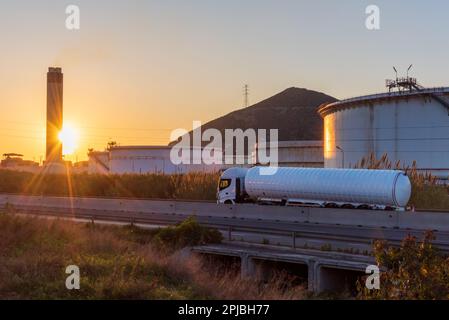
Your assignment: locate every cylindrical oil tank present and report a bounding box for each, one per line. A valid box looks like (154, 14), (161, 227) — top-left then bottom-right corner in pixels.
(318, 88), (449, 179)
(244, 167), (411, 208)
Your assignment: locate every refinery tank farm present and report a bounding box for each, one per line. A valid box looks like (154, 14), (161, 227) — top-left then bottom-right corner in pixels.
(319, 74), (449, 180)
(2, 66), (449, 189)
(4, 66), (449, 186)
(83, 70), (449, 185)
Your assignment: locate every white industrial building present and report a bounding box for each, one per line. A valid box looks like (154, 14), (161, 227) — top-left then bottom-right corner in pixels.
(252, 140), (323, 167)
(88, 141), (324, 175)
(109, 146), (227, 174)
(88, 146), (241, 174)
(318, 78), (449, 179)
(88, 151), (110, 174)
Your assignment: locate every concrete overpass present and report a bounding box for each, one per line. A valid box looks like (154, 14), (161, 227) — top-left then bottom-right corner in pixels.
(192, 242), (375, 293)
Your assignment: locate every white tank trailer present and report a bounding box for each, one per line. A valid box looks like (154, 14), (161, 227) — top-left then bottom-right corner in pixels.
(217, 167), (412, 210)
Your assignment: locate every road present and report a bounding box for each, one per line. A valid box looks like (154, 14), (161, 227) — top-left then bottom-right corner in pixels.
(2, 193), (449, 253)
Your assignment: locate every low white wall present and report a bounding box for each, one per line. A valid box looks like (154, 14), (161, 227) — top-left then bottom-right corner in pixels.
(1, 194), (448, 231)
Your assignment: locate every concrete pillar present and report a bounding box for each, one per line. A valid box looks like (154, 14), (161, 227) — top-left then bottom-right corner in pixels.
(307, 260), (317, 292)
(240, 254), (256, 278)
(315, 265), (334, 293)
(314, 264), (359, 293)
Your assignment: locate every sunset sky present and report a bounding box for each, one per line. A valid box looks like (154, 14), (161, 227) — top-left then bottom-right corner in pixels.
(1, 0), (449, 161)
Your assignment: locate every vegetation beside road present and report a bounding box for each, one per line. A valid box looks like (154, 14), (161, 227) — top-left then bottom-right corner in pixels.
(358, 231), (449, 300)
(0, 213), (306, 300)
(356, 153), (449, 210)
(149, 217), (223, 253)
(2, 212), (447, 300)
(0, 170), (219, 201)
(1, 158), (449, 210)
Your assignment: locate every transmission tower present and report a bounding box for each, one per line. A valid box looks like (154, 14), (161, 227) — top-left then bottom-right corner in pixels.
(243, 84), (249, 108)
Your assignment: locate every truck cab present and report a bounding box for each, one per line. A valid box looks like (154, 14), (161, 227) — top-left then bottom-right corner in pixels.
(217, 167), (249, 204)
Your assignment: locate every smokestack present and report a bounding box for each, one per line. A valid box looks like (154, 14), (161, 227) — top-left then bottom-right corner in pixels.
(46, 67), (63, 162)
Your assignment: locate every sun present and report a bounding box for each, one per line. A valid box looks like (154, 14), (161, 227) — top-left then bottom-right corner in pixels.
(58, 124), (79, 155)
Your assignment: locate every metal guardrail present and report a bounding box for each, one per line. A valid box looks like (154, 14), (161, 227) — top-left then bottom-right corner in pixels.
(4, 202), (449, 253)
(2, 205), (374, 252)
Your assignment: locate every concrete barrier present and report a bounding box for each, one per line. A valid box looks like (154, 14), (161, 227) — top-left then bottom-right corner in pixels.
(308, 208), (399, 229)
(233, 204), (309, 223)
(398, 211), (449, 231)
(1, 194), (449, 231)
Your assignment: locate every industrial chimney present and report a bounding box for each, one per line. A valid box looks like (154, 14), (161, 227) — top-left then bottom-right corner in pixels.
(46, 67), (63, 163)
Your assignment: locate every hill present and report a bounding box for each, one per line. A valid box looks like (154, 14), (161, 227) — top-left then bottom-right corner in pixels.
(173, 87), (338, 146)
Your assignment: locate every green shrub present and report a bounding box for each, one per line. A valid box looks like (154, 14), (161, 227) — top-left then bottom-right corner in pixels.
(357, 231), (449, 300)
(151, 217), (223, 252)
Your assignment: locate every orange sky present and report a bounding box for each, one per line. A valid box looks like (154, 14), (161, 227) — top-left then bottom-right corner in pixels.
(1, 1), (448, 162)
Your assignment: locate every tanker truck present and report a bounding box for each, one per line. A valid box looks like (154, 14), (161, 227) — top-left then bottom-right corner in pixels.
(217, 167), (412, 210)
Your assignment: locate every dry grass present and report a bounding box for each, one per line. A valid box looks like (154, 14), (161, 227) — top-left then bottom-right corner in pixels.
(164, 253), (307, 300)
(0, 213), (307, 300)
(0, 170), (219, 201)
(355, 153), (449, 210)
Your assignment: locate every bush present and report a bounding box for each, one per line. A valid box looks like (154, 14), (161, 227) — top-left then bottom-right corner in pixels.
(357, 231), (449, 300)
(151, 217), (223, 252)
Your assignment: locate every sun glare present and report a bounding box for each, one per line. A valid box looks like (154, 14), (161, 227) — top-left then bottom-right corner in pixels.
(58, 124), (79, 155)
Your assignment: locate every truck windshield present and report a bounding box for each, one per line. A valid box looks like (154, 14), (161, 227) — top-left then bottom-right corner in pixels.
(219, 179), (231, 191)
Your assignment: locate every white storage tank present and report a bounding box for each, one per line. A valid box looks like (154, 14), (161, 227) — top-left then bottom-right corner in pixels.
(244, 167), (411, 208)
(318, 86), (449, 179)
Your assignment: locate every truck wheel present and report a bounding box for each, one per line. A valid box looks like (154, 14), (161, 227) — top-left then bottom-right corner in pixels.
(224, 200), (233, 205)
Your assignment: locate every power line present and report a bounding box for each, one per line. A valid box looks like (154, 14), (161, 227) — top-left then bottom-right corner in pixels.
(327, 137), (449, 142)
(0, 119), (192, 132)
